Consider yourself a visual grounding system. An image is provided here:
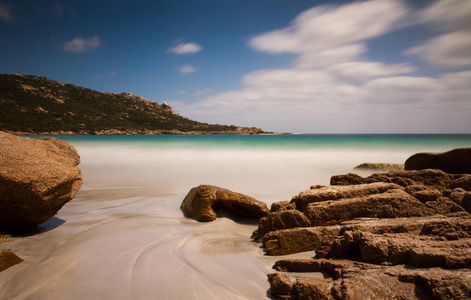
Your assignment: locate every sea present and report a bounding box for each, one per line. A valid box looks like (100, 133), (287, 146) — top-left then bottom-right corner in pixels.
(1, 134), (470, 299)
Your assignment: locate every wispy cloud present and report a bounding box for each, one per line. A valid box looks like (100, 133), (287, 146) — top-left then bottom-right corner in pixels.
(405, 0), (471, 68)
(0, 3), (13, 22)
(91, 71), (117, 80)
(64, 35), (102, 53)
(168, 42), (202, 55)
(178, 64), (198, 75)
(168, 0), (471, 133)
(176, 90), (187, 95)
(193, 88), (213, 96)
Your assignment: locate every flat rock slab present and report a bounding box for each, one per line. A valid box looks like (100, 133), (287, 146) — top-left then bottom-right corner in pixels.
(304, 189), (436, 226)
(292, 182), (402, 211)
(0, 132), (82, 229)
(181, 184), (269, 222)
(270, 259), (471, 300)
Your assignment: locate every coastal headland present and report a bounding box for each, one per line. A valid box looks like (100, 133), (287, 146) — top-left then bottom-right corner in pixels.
(0, 73), (276, 135)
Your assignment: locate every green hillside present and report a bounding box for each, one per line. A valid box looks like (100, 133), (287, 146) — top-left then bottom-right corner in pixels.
(0, 74), (266, 134)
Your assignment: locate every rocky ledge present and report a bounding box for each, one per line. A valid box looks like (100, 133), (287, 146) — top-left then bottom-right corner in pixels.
(254, 168), (471, 299)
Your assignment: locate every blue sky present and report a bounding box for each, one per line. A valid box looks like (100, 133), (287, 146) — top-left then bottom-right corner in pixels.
(1, 0), (470, 133)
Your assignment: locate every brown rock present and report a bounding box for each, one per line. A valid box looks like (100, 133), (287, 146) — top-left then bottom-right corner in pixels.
(450, 175), (471, 191)
(329, 216), (471, 268)
(271, 260), (428, 300)
(0, 250), (24, 272)
(405, 185), (442, 202)
(353, 162), (404, 171)
(448, 188), (471, 213)
(331, 169), (454, 191)
(0, 132), (82, 229)
(253, 209), (311, 241)
(405, 147), (471, 174)
(304, 189), (436, 226)
(291, 182), (402, 211)
(270, 201), (296, 213)
(180, 185), (269, 222)
(262, 226), (341, 256)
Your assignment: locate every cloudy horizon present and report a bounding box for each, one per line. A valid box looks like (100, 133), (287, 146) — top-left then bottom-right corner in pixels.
(1, 0), (470, 133)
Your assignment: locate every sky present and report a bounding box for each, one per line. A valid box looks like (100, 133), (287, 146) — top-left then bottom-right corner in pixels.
(0, 0), (470, 133)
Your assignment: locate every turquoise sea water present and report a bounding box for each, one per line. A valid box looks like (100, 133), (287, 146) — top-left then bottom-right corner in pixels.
(30, 134), (471, 203)
(2, 134), (470, 300)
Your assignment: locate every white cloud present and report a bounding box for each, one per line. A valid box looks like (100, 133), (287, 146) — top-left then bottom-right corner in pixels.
(91, 71), (117, 80)
(168, 0), (471, 133)
(406, 0), (471, 68)
(178, 64), (198, 75)
(0, 3), (12, 22)
(406, 31), (471, 68)
(193, 88), (213, 96)
(326, 62), (415, 81)
(249, 0), (408, 56)
(176, 90), (187, 95)
(64, 35), (101, 53)
(167, 42), (202, 55)
(419, 0), (471, 31)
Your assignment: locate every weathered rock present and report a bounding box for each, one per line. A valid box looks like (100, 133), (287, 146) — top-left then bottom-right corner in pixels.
(405, 147), (471, 174)
(450, 175), (471, 191)
(262, 226), (341, 256)
(330, 216), (471, 268)
(253, 209), (311, 241)
(270, 201), (296, 213)
(405, 185), (442, 202)
(354, 162), (404, 171)
(0, 132), (82, 229)
(448, 188), (471, 213)
(271, 258), (471, 300)
(270, 260), (428, 300)
(331, 169), (454, 191)
(180, 185), (269, 222)
(304, 189), (436, 226)
(0, 250), (24, 272)
(292, 182), (402, 211)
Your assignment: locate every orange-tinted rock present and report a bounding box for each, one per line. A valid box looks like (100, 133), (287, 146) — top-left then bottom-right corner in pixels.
(180, 185), (269, 222)
(0, 132), (82, 229)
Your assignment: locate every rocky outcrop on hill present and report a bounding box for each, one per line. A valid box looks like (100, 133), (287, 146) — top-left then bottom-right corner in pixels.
(405, 147), (471, 174)
(254, 168), (471, 299)
(181, 185), (269, 222)
(0, 131), (82, 229)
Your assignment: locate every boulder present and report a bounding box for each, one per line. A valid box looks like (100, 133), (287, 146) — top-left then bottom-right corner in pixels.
(405, 147), (471, 174)
(0, 132), (82, 229)
(180, 185), (269, 222)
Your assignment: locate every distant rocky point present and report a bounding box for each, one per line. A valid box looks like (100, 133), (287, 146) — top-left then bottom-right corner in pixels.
(0, 73), (273, 135)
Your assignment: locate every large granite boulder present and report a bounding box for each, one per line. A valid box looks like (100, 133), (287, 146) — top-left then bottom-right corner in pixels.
(405, 147), (471, 174)
(181, 185), (269, 222)
(0, 132), (82, 229)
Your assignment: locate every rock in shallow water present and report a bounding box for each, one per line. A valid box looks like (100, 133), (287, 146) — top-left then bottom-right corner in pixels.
(405, 147), (471, 174)
(0, 132), (82, 229)
(181, 184), (269, 222)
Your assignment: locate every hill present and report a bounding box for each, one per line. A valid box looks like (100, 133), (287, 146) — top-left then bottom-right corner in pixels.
(0, 73), (269, 135)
